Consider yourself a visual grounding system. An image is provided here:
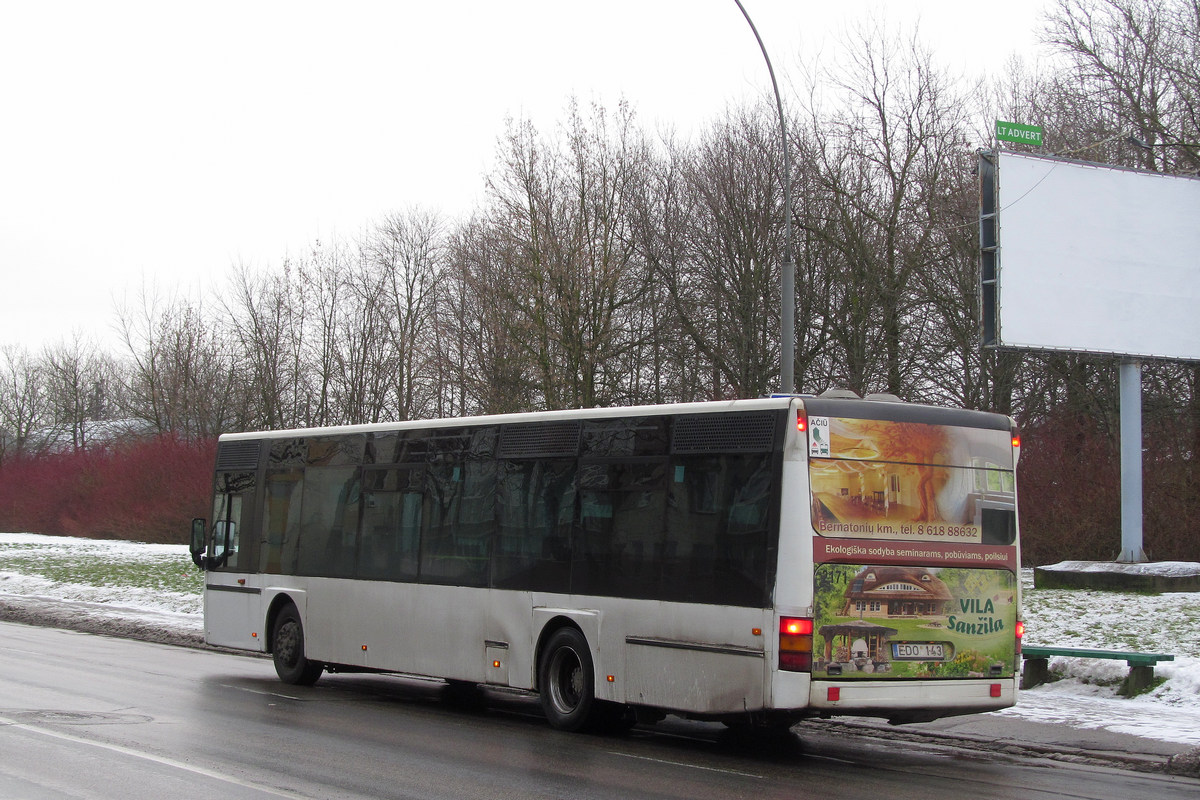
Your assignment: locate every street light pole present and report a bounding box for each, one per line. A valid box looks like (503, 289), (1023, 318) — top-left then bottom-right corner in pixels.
(734, 0), (795, 395)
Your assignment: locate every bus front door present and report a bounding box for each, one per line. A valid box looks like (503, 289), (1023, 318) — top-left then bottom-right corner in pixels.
(203, 471), (263, 650)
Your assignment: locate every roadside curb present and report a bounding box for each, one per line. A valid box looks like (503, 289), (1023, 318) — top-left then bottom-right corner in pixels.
(798, 718), (1181, 774)
(1166, 747), (1200, 777)
(0, 595), (205, 650)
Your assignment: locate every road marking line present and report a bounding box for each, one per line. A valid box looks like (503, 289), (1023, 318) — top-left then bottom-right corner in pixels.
(805, 753), (857, 765)
(609, 751), (765, 779)
(0, 714), (310, 799)
(220, 683), (302, 700)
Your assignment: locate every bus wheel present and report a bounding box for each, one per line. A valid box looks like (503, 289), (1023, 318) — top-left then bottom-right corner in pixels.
(272, 604), (324, 686)
(539, 627), (596, 731)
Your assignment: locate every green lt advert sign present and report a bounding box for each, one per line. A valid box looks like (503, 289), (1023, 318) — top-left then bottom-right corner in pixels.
(996, 121), (1043, 146)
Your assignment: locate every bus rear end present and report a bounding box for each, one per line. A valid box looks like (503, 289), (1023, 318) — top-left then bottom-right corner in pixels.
(783, 395), (1021, 724)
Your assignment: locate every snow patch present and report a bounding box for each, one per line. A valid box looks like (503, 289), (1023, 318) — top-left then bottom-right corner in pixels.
(1039, 560), (1200, 578)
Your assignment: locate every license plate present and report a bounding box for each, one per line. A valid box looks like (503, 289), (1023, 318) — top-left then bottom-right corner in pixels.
(892, 642), (950, 661)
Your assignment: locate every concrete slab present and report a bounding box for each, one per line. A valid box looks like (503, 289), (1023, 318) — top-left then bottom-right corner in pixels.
(1034, 561), (1200, 592)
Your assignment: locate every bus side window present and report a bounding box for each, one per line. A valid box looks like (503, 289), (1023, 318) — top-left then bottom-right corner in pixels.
(262, 469), (304, 574)
(494, 459), (574, 593)
(296, 466), (361, 578)
(358, 467), (422, 582)
(665, 454), (772, 606)
(420, 460), (493, 587)
(574, 460), (667, 599)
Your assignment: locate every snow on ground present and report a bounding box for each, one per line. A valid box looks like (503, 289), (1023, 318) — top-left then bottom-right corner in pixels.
(0, 532), (203, 637)
(1, 533), (1198, 744)
(1004, 567), (1200, 745)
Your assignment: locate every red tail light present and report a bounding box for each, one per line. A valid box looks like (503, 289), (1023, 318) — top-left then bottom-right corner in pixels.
(779, 616), (814, 672)
(796, 411), (808, 434)
(1015, 620), (1025, 655)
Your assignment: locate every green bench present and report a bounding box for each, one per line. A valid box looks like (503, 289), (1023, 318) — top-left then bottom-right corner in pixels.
(1021, 646), (1175, 696)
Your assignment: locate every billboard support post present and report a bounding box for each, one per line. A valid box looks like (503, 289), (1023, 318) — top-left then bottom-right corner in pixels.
(1119, 359), (1147, 562)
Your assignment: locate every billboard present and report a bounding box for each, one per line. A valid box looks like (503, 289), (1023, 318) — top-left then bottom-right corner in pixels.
(979, 151), (1200, 362)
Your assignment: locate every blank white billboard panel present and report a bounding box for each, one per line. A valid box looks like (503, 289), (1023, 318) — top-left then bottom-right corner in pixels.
(991, 151), (1200, 362)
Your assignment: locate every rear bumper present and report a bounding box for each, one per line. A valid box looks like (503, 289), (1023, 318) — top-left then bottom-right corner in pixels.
(808, 677), (1018, 722)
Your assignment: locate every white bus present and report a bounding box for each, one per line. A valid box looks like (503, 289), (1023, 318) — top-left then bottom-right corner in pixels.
(191, 393), (1022, 731)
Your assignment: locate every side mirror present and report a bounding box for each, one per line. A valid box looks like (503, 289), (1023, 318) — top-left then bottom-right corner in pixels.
(190, 518), (207, 569)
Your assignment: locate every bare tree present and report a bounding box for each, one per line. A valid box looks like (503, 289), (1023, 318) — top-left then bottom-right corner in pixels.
(1043, 0), (1200, 172)
(293, 240), (347, 427)
(626, 132), (709, 403)
(798, 23), (978, 399)
(41, 334), (113, 450)
(659, 105), (786, 399)
(437, 218), (539, 415)
(117, 285), (245, 438)
(223, 262), (308, 430)
(0, 344), (51, 460)
(485, 100), (652, 409)
(364, 208), (445, 421)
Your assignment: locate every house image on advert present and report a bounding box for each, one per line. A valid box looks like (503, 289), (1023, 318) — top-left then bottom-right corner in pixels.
(840, 566), (952, 617)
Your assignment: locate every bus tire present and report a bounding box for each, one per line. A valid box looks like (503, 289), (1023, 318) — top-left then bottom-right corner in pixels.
(272, 604), (324, 686)
(538, 627), (597, 731)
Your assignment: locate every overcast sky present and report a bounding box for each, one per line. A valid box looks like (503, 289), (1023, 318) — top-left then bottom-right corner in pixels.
(0, 0), (1053, 352)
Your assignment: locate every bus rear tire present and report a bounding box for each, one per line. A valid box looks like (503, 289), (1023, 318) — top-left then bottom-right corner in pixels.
(539, 627), (597, 732)
(272, 604), (324, 686)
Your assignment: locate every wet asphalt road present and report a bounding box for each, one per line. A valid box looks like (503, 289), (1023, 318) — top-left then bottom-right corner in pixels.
(0, 621), (1196, 800)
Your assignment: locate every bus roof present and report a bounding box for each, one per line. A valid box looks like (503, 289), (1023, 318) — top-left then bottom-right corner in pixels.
(219, 397), (795, 442)
(219, 395), (1013, 442)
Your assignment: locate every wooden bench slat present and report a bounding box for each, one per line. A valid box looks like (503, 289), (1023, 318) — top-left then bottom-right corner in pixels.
(1022, 646), (1174, 666)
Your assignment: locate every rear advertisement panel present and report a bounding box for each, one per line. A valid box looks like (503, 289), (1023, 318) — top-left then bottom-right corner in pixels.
(808, 416), (1015, 545)
(812, 563), (1017, 679)
(808, 413), (1019, 679)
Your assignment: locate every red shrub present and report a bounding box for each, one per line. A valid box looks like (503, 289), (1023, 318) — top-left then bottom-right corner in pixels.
(0, 437), (217, 544)
(1018, 413), (1200, 564)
